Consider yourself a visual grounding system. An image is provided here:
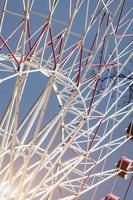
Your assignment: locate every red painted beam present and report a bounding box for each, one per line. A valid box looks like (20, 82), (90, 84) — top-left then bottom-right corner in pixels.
(76, 44), (83, 86)
(0, 35), (20, 70)
(49, 26), (57, 70)
(23, 22), (48, 62)
(27, 19), (32, 51)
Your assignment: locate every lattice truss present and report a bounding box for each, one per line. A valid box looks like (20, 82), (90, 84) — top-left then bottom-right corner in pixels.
(0, 0), (133, 200)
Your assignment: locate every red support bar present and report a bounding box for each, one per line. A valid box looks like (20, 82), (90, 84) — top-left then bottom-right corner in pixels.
(46, 32), (62, 48)
(0, 35), (20, 69)
(126, 122), (133, 140)
(49, 26), (57, 70)
(100, 13), (110, 70)
(23, 22), (48, 62)
(80, 167), (95, 191)
(100, 12), (106, 26)
(87, 78), (99, 115)
(85, 11), (107, 67)
(76, 44), (83, 86)
(85, 32), (97, 66)
(35, 32), (63, 56)
(88, 119), (103, 150)
(58, 37), (63, 59)
(59, 41), (80, 66)
(78, 120), (103, 197)
(91, 0), (108, 25)
(87, 13), (111, 115)
(27, 19), (32, 51)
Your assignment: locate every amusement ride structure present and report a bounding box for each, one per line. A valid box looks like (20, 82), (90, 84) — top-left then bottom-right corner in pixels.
(0, 0), (133, 199)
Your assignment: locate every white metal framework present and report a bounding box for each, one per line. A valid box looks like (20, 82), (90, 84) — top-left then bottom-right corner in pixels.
(0, 0), (132, 200)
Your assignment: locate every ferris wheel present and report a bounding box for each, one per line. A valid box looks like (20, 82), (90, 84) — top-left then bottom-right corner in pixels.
(0, 0), (133, 200)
